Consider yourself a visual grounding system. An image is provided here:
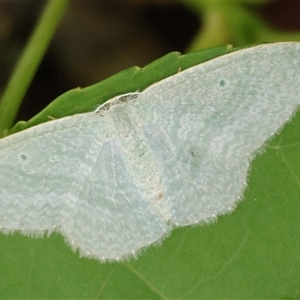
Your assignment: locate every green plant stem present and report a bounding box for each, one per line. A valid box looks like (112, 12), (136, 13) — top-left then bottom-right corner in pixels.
(0, 0), (70, 137)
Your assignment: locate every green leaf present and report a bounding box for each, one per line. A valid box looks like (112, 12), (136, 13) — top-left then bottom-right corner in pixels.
(8, 45), (233, 135)
(1, 45), (300, 299)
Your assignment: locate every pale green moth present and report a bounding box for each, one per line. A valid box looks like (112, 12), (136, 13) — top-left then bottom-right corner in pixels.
(0, 42), (299, 261)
